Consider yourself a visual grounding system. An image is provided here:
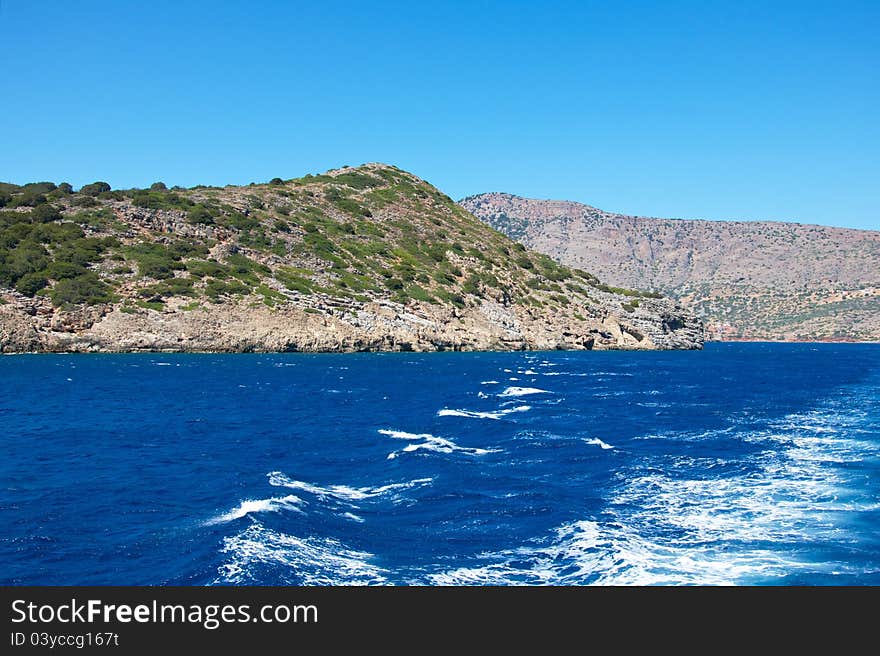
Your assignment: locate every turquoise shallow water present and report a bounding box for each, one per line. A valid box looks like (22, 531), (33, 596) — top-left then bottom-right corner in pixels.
(1, 343), (878, 585)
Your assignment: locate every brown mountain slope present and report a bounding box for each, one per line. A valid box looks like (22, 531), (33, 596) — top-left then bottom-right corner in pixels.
(460, 193), (880, 341)
(0, 166), (703, 352)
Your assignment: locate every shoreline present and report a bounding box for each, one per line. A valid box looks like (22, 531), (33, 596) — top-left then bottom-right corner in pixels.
(6, 341), (880, 357)
(710, 338), (880, 344)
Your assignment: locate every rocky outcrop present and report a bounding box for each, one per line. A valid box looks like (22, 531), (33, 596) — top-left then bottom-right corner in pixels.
(0, 303), (42, 353)
(0, 290), (702, 353)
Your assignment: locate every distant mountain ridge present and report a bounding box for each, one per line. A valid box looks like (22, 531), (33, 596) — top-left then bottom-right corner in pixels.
(460, 192), (880, 341)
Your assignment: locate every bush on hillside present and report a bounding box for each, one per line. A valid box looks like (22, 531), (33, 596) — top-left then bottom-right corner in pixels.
(79, 181), (111, 196)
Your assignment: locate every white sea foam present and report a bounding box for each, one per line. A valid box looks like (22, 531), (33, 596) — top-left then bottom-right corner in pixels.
(377, 429), (432, 441)
(480, 380), (500, 385)
(217, 522), (388, 585)
(206, 495), (305, 525)
(583, 437), (614, 450)
(498, 387), (550, 397)
(426, 518), (811, 586)
(431, 396), (880, 586)
(437, 405), (531, 420)
(268, 471), (432, 502)
(379, 428), (498, 459)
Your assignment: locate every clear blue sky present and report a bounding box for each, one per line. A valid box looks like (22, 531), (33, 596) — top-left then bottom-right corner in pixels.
(1, 1), (877, 229)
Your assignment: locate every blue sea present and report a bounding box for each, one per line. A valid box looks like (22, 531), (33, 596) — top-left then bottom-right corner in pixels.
(1, 343), (878, 586)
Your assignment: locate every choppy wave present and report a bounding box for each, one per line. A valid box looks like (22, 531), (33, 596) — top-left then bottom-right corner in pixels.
(268, 471), (433, 501)
(498, 387), (550, 397)
(205, 352), (880, 586)
(206, 495), (305, 525)
(425, 518), (821, 586)
(428, 398), (879, 586)
(379, 429), (498, 459)
(217, 523), (388, 585)
(437, 405), (531, 420)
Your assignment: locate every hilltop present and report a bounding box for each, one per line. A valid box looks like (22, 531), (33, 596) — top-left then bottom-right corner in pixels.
(460, 193), (880, 342)
(0, 165), (702, 353)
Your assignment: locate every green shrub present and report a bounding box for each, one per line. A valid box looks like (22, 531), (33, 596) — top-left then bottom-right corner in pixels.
(275, 267), (314, 294)
(216, 211), (259, 231)
(239, 229), (272, 250)
(150, 182), (167, 191)
(186, 205), (215, 224)
(515, 255), (534, 269)
(9, 191), (46, 207)
(462, 274), (481, 296)
(330, 172), (382, 190)
(44, 261), (87, 280)
(436, 289), (465, 308)
(133, 189), (193, 210)
(30, 203), (62, 223)
(49, 272), (115, 306)
(71, 195), (99, 207)
(269, 177), (284, 186)
(256, 284), (287, 306)
(14, 272), (49, 295)
(123, 242), (187, 279)
(186, 259), (229, 278)
(70, 208), (116, 230)
(425, 243), (448, 262)
(136, 300), (164, 311)
(79, 181), (111, 196)
(404, 284), (433, 302)
(144, 276), (196, 298)
(23, 182), (56, 194)
(204, 277), (251, 302)
(0, 240), (49, 286)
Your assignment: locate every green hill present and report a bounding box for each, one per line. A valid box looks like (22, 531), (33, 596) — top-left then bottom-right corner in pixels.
(0, 165), (702, 352)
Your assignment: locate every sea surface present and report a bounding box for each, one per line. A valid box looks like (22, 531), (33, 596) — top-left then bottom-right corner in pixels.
(1, 343), (878, 585)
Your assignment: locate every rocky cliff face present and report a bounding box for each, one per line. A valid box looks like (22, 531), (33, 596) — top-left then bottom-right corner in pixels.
(461, 193), (880, 341)
(0, 166), (702, 353)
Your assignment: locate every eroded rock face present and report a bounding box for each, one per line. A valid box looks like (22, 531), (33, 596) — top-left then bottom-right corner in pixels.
(0, 290), (702, 354)
(0, 304), (42, 353)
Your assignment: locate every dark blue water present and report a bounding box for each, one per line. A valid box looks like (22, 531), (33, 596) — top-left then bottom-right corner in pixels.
(1, 343), (878, 585)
